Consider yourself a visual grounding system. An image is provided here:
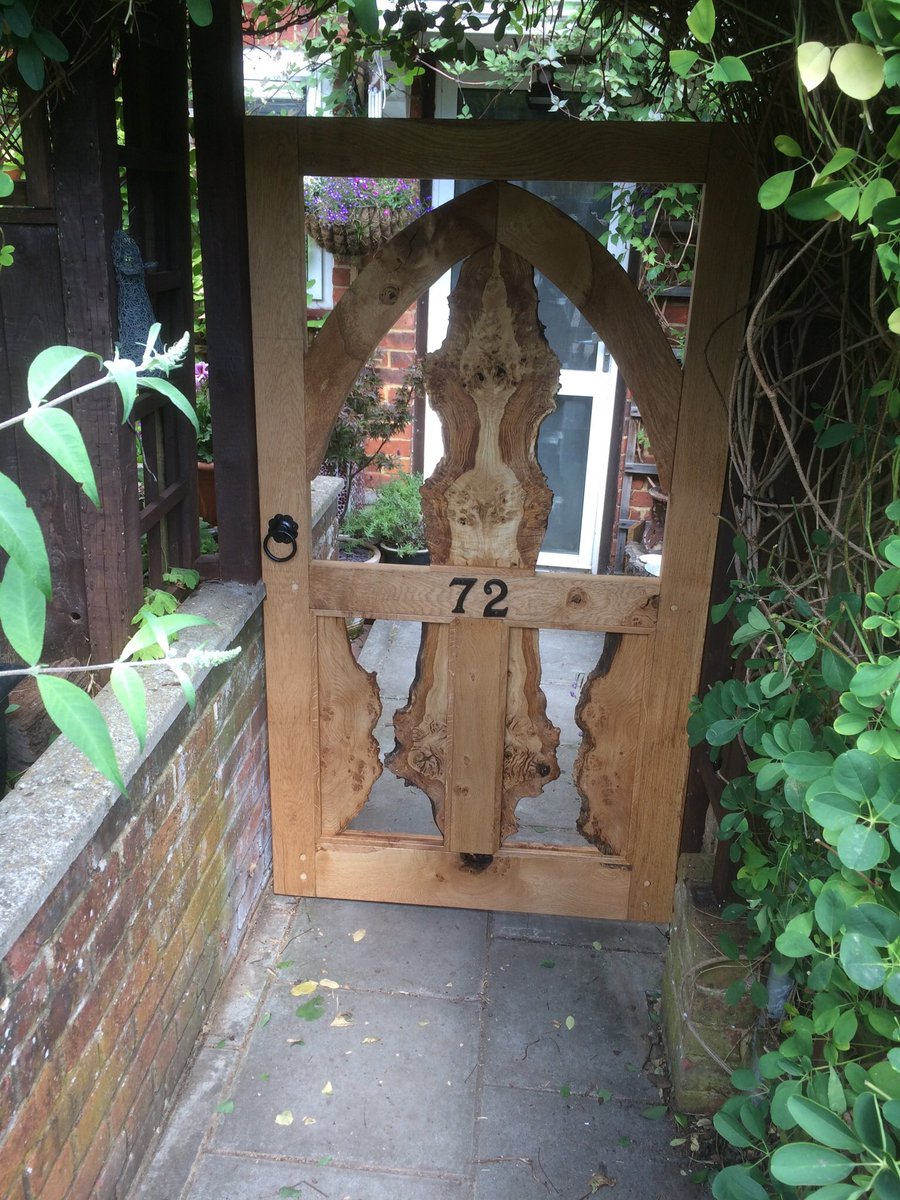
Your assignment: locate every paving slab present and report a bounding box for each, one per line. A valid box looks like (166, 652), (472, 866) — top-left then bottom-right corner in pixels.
(188, 1152), (473, 1199)
(474, 1085), (700, 1200)
(481, 939), (661, 1101)
(490, 910), (669, 955)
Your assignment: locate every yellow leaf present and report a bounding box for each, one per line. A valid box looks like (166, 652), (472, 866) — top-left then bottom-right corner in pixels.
(330, 1014), (353, 1027)
(362, 1037), (380, 1044)
(889, 307), (900, 334)
(352, 928), (366, 942)
(797, 41), (831, 91)
(830, 43), (884, 101)
(319, 978), (341, 989)
(275, 1109), (294, 1126)
(418, 1020), (430, 1027)
(322, 1081), (333, 1095)
(291, 980), (317, 996)
(303, 1116), (316, 1125)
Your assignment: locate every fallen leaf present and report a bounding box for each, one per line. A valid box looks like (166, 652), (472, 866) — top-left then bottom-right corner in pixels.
(275, 1109), (294, 1126)
(541, 960), (555, 969)
(560, 1084), (571, 1097)
(565, 1015), (575, 1030)
(215, 1099), (234, 1114)
(330, 1013), (353, 1027)
(275, 960), (294, 970)
(278, 1188), (301, 1199)
(589, 1171), (616, 1191)
(318, 1155), (334, 1166)
(302, 1116), (316, 1125)
(362, 1037), (380, 1044)
(641, 1105), (667, 1120)
(261, 1073), (269, 1082)
(592, 941), (603, 951)
(617, 1135), (631, 1147)
(259, 1012), (271, 1027)
(291, 980), (317, 996)
(215, 1038), (228, 1049)
(417, 1020), (430, 1027)
(597, 1088), (612, 1104)
(352, 929), (366, 942)
(296, 996), (326, 1021)
(322, 1081), (333, 1095)
(320, 978), (341, 989)
(287, 1037), (305, 1046)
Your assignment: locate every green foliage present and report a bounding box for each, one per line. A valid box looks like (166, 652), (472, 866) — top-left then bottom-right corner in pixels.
(323, 357), (418, 498)
(341, 471), (425, 556)
(0, 333), (229, 792)
(691, 518), (900, 1197)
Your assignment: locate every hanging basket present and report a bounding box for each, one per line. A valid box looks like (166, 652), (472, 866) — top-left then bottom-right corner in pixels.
(305, 206), (411, 261)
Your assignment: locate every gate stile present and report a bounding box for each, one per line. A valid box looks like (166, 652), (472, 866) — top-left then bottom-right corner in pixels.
(245, 116), (758, 922)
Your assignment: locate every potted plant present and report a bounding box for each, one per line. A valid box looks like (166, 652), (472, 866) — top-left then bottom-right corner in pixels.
(341, 471), (428, 565)
(194, 360), (215, 525)
(303, 177), (428, 260)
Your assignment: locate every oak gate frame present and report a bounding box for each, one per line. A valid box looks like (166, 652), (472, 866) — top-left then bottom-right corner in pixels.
(246, 116), (757, 922)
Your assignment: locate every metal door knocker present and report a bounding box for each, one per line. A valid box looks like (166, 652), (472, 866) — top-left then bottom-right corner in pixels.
(263, 513), (299, 562)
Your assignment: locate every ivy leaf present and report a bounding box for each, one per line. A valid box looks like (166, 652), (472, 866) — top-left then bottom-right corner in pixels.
(138, 376), (200, 432)
(830, 43), (885, 101)
(774, 134), (804, 158)
(110, 664), (147, 752)
(711, 56), (751, 83)
(786, 1096), (862, 1152)
(770, 1143), (855, 1186)
(36, 674), (125, 792)
(758, 170), (795, 210)
(797, 41), (832, 91)
(686, 0), (715, 45)
(23, 407), (99, 507)
(27, 345), (97, 407)
(346, 0), (379, 35)
(0, 473), (52, 599)
(0, 557), (45, 666)
(16, 42), (44, 90)
(669, 49), (699, 77)
(187, 0), (213, 25)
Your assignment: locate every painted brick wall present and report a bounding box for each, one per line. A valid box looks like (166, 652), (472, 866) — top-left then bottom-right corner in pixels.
(0, 595), (270, 1200)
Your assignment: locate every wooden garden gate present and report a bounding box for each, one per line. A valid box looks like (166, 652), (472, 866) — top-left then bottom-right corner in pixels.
(245, 116), (757, 922)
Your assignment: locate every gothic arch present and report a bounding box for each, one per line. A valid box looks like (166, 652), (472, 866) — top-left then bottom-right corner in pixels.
(304, 180), (681, 490)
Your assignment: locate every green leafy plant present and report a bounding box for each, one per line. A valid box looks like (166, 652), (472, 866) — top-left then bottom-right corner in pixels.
(0, 328), (235, 792)
(323, 357), (419, 504)
(340, 470), (425, 557)
(131, 568), (202, 661)
(689, 516), (900, 1198)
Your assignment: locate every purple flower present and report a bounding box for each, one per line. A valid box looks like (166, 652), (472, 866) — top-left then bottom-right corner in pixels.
(195, 361), (209, 392)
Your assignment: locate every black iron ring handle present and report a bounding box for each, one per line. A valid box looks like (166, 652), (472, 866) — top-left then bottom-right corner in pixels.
(263, 513), (299, 563)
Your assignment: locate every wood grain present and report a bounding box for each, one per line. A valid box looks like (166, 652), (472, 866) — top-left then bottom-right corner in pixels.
(316, 836), (631, 919)
(246, 118), (319, 895)
(445, 620), (508, 854)
(303, 181), (679, 489)
(574, 634), (648, 857)
(308, 560), (660, 633)
(626, 127), (759, 921)
(388, 622), (451, 829)
(502, 627), (560, 839)
(292, 116), (712, 183)
(318, 616), (383, 836)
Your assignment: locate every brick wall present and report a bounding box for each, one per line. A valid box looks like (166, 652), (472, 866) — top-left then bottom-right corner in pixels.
(330, 264), (418, 486)
(0, 584), (270, 1200)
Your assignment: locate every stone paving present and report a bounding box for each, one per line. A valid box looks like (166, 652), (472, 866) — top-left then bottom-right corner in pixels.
(129, 619), (707, 1199)
(129, 894), (706, 1200)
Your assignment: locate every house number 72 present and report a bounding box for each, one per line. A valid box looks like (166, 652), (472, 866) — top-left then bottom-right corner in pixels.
(449, 576), (509, 618)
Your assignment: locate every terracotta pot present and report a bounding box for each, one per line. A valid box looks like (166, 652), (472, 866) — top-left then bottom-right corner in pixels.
(197, 461), (216, 525)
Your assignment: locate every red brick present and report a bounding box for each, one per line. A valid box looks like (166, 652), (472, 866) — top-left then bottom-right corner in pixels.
(0, 956), (49, 1078)
(131, 926), (185, 1039)
(31, 1138), (73, 1200)
(23, 1117), (66, 1198)
(68, 1118), (109, 1200)
(0, 1061), (58, 1194)
(71, 1033), (133, 1159)
(3, 857), (91, 982)
(92, 1128), (127, 1200)
(57, 1043), (102, 1144)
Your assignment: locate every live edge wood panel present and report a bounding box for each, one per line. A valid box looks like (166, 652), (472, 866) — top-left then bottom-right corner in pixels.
(245, 116), (758, 920)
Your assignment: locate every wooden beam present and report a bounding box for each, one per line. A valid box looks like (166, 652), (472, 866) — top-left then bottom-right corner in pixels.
(626, 126), (759, 922)
(445, 620), (508, 855)
(191, 0), (260, 582)
(308, 560), (660, 632)
(289, 116), (713, 183)
(316, 836), (631, 918)
(246, 118), (318, 896)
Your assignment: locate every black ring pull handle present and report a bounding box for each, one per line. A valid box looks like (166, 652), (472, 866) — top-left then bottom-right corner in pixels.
(263, 513), (299, 563)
